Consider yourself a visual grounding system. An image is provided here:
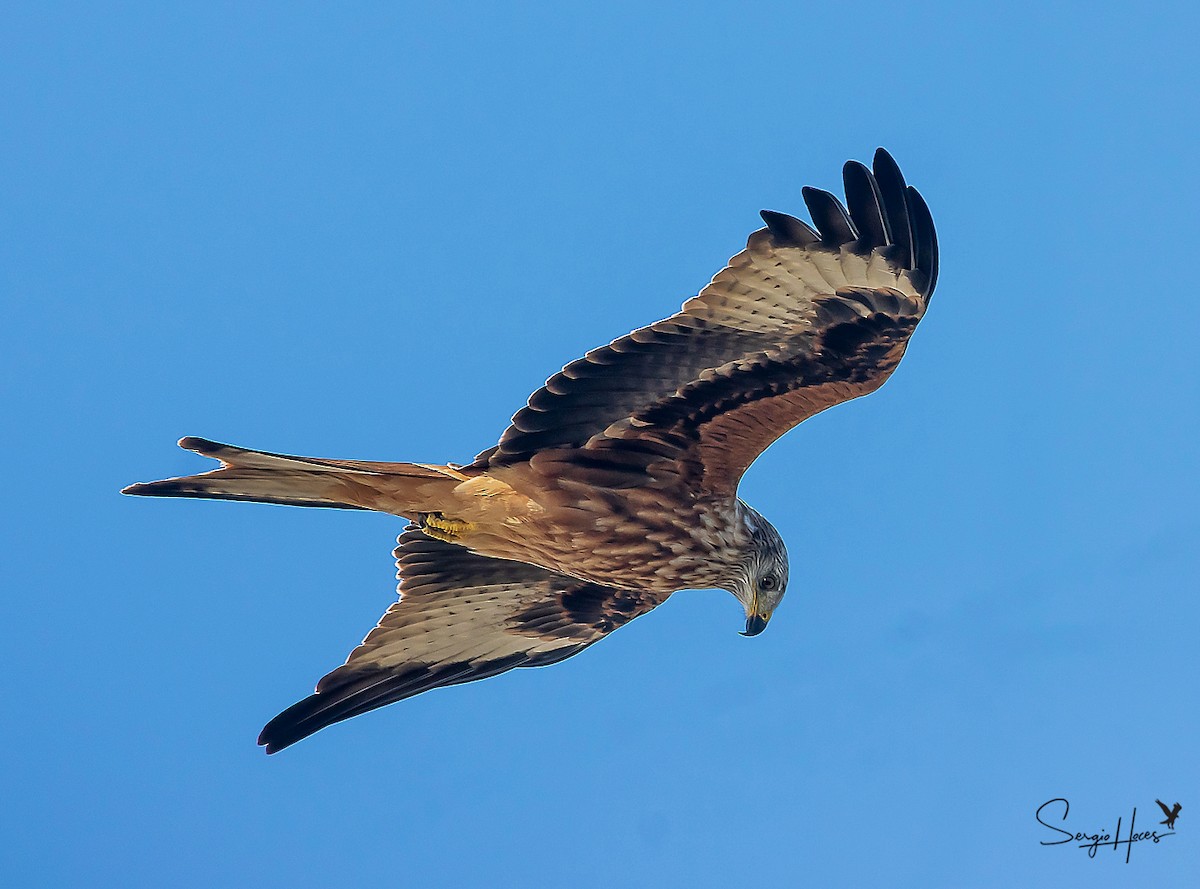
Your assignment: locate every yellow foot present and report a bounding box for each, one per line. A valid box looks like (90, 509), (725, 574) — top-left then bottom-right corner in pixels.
(419, 512), (476, 543)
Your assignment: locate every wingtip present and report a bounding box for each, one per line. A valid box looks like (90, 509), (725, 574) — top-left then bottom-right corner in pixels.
(841, 160), (888, 250)
(178, 436), (218, 453)
(871, 147), (908, 194)
(257, 693), (329, 754)
(759, 209), (820, 247)
(869, 147), (915, 268)
(842, 158), (872, 178)
(873, 147), (900, 176)
(801, 186), (857, 245)
(258, 738), (285, 755)
(905, 183), (939, 298)
(257, 722), (293, 755)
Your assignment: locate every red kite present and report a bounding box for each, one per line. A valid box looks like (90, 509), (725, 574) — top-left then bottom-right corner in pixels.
(125, 149), (938, 752)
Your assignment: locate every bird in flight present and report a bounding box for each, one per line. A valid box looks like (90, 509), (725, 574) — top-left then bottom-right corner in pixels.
(124, 148), (938, 753)
(1157, 800), (1182, 829)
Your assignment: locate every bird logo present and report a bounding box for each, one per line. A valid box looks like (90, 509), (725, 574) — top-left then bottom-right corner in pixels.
(1156, 800), (1182, 830)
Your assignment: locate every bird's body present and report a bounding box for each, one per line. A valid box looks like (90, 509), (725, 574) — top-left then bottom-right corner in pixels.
(169, 437), (753, 593)
(449, 475), (749, 595)
(124, 149), (939, 752)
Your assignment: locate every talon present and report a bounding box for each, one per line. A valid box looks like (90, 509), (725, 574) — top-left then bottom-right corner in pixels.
(419, 512), (475, 542)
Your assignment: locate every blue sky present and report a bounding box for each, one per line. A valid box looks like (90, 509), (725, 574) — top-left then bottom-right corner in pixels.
(3, 2), (1197, 886)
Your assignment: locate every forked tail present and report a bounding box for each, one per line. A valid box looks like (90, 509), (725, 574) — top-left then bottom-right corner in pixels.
(122, 437), (465, 513)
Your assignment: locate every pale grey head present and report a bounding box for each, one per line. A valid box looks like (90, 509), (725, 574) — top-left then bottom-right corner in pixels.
(731, 501), (789, 636)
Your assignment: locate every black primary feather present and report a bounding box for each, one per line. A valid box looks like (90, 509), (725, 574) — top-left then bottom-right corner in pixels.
(871, 148), (914, 268)
(801, 186), (857, 245)
(759, 210), (821, 247)
(907, 185), (939, 297)
(841, 160), (889, 250)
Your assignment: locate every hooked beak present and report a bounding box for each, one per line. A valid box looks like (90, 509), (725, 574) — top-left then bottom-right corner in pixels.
(741, 610), (770, 637)
(739, 586), (774, 637)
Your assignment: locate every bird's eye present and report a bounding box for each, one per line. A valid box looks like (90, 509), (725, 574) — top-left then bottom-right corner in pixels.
(760, 573), (779, 591)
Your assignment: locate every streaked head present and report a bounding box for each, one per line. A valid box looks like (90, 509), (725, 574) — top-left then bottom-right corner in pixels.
(731, 502), (789, 636)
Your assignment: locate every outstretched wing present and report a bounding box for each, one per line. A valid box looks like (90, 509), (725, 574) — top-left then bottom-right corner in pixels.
(258, 528), (666, 753)
(477, 149), (937, 497)
(1157, 799), (1174, 818)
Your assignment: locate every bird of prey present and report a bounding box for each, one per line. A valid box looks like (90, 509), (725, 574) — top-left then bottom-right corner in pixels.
(1157, 799), (1182, 829)
(124, 148), (939, 753)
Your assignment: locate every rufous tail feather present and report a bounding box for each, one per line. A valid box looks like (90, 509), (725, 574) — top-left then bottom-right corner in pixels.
(121, 437), (463, 513)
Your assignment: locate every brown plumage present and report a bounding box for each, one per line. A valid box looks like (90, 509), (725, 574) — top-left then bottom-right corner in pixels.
(124, 148), (939, 752)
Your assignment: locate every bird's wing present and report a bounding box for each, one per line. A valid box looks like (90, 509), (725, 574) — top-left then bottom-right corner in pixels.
(477, 149), (937, 497)
(1157, 799), (1174, 818)
(258, 527), (666, 753)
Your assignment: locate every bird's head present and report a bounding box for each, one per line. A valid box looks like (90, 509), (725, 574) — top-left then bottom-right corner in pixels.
(732, 503), (789, 636)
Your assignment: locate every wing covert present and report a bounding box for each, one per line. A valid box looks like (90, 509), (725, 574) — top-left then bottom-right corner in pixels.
(479, 149), (937, 494)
